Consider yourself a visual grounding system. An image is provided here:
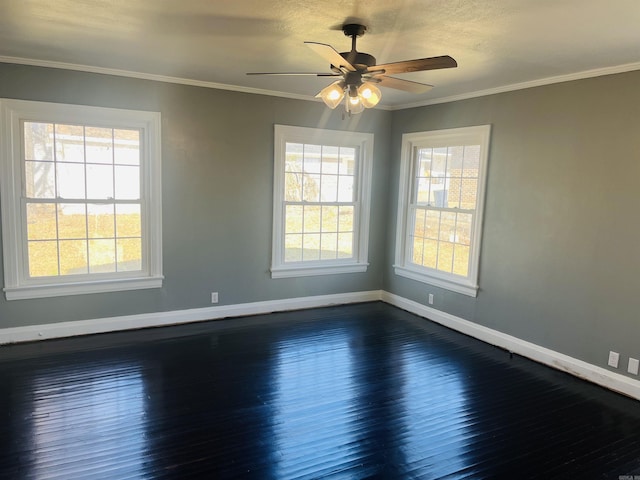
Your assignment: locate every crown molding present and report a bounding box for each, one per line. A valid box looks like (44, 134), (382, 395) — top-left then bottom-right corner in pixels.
(2, 55), (640, 111)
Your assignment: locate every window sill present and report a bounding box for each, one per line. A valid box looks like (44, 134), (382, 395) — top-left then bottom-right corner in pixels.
(271, 262), (369, 279)
(393, 265), (478, 297)
(4, 275), (164, 300)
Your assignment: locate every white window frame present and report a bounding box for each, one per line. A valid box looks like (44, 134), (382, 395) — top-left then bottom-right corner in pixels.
(271, 125), (373, 278)
(0, 99), (163, 300)
(394, 125), (491, 297)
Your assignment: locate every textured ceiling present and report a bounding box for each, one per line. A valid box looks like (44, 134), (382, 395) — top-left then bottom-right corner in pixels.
(1, 0), (640, 108)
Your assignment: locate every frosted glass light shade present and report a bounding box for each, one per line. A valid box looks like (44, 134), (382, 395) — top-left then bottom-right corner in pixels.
(359, 82), (382, 108)
(346, 94), (365, 114)
(318, 81), (345, 109)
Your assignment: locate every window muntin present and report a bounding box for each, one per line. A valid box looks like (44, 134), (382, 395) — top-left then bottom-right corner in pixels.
(0, 99), (162, 300)
(283, 143), (356, 262)
(394, 125), (490, 297)
(272, 125), (373, 278)
(24, 123), (143, 277)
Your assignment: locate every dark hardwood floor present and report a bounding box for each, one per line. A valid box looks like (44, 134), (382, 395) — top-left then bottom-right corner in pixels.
(1, 302), (639, 479)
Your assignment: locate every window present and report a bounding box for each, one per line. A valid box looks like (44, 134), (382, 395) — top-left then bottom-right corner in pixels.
(0, 99), (162, 300)
(394, 125), (491, 297)
(271, 125), (373, 278)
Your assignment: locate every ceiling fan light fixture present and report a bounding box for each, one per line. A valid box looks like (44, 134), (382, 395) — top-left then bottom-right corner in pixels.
(346, 92), (365, 114)
(318, 81), (345, 109)
(359, 82), (381, 108)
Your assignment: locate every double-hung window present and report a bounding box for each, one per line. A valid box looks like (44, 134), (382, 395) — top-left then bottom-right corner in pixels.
(394, 125), (491, 297)
(0, 99), (162, 300)
(271, 125), (373, 278)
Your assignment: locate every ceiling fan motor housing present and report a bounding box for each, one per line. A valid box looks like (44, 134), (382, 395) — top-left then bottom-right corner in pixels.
(341, 51), (376, 70)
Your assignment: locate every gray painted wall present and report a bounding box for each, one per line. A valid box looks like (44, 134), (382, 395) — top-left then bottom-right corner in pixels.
(1, 61), (638, 380)
(386, 71), (640, 375)
(0, 63), (391, 328)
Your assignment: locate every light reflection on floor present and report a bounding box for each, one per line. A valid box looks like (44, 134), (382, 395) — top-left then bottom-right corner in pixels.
(30, 362), (146, 479)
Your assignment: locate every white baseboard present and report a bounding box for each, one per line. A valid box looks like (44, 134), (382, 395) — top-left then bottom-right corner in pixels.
(0, 290), (383, 345)
(381, 291), (640, 401)
(2, 288), (638, 400)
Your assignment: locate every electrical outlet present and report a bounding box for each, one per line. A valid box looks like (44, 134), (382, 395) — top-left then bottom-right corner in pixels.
(608, 351), (620, 368)
(628, 358), (639, 376)
(211, 292), (219, 304)
(428, 294), (434, 305)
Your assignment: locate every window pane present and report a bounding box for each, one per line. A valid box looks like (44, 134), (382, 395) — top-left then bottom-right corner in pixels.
(114, 129), (140, 166)
(89, 239), (116, 273)
(462, 145), (480, 177)
(59, 239), (88, 275)
(337, 175), (354, 202)
(27, 203), (57, 240)
(321, 206), (338, 233)
(320, 174), (338, 202)
(87, 204), (115, 238)
(338, 206), (353, 232)
(285, 205), (303, 234)
(422, 239), (438, 269)
(412, 237), (424, 265)
(114, 166), (140, 200)
(85, 127), (113, 164)
(446, 146), (464, 178)
(55, 124), (85, 163)
(303, 144), (321, 173)
(453, 245), (470, 277)
(431, 147), (447, 176)
(303, 205), (321, 233)
(417, 148), (432, 176)
(439, 212), (457, 242)
(337, 233), (353, 258)
(284, 172), (303, 201)
(460, 178), (478, 209)
(338, 147), (355, 175)
(284, 234), (303, 262)
(25, 161), (56, 198)
(321, 146), (339, 173)
(86, 164), (114, 199)
(24, 122), (54, 161)
(320, 233), (338, 259)
(28, 241), (59, 277)
(116, 238), (142, 271)
(437, 241), (454, 273)
(115, 204), (141, 237)
(425, 210), (440, 239)
(302, 234), (320, 261)
(445, 178), (461, 209)
(57, 204), (87, 239)
(285, 143), (303, 172)
(56, 162), (86, 199)
(302, 173), (320, 202)
(455, 214), (473, 245)
(413, 208), (426, 240)
(416, 177), (430, 204)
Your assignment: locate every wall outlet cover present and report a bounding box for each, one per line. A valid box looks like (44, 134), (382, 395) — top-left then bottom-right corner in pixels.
(628, 357), (639, 375)
(607, 351), (620, 368)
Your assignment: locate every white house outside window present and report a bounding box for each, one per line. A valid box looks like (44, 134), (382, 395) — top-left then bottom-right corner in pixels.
(394, 125), (491, 297)
(271, 125), (373, 278)
(0, 99), (162, 300)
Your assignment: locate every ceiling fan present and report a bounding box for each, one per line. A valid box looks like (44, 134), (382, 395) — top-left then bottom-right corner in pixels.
(247, 23), (457, 114)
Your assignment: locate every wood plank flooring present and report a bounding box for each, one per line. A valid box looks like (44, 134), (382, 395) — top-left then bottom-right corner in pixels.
(1, 302), (639, 479)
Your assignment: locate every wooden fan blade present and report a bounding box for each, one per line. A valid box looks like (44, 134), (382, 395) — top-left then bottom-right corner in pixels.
(246, 72), (341, 76)
(305, 42), (356, 72)
(376, 76), (433, 94)
(374, 55), (457, 75)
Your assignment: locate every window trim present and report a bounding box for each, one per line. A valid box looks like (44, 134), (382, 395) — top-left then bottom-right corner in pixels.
(0, 99), (163, 300)
(271, 125), (373, 278)
(393, 125), (491, 297)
